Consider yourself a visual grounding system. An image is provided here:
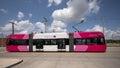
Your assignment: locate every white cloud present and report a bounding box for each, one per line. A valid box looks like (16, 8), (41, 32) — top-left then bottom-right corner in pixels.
(52, 0), (89, 22)
(1, 20), (34, 34)
(15, 20), (34, 33)
(86, 25), (120, 40)
(51, 20), (66, 28)
(86, 25), (103, 32)
(1, 23), (12, 31)
(49, 20), (66, 32)
(52, 0), (100, 22)
(54, 0), (62, 5)
(35, 22), (45, 32)
(54, 27), (67, 32)
(0, 20), (47, 35)
(48, 0), (53, 7)
(49, 0), (101, 32)
(116, 28), (120, 34)
(19, 31), (28, 34)
(49, 0), (89, 32)
(29, 13), (32, 17)
(48, 0), (62, 7)
(0, 0), (102, 35)
(49, 26), (67, 32)
(17, 11), (24, 20)
(88, 0), (100, 14)
(0, 9), (7, 13)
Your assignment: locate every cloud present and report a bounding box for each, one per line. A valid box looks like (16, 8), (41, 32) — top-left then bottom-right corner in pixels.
(52, 0), (100, 22)
(49, 0), (90, 32)
(53, 0), (62, 5)
(1, 20), (34, 35)
(48, 20), (66, 32)
(0, 9), (7, 13)
(0, 0), (102, 35)
(0, 20), (46, 35)
(88, 0), (100, 14)
(15, 20), (34, 33)
(52, 0), (89, 22)
(49, 0), (101, 32)
(29, 13), (32, 18)
(35, 22), (45, 32)
(1, 23), (12, 32)
(48, 0), (62, 7)
(86, 25), (103, 32)
(17, 11), (24, 20)
(86, 25), (120, 40)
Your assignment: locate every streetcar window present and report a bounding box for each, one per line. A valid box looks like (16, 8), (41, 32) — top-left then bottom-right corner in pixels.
(7, 39), (29, 45)
(65, 39), (69, 45)
(45, 39), (51, 45)
(97, 38), (105, 44)
(44, 39), (68, 45)
(75, 39), (86, 45)
(75, 38), (105, 45)
(57, 39), (64, 43)
(86, 38), (97, 44)
(51, 39), (57, 45)
(33, 39), (44, 45)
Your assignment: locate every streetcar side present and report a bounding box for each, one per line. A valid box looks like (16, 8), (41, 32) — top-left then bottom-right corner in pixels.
(6, 32), (106, 52)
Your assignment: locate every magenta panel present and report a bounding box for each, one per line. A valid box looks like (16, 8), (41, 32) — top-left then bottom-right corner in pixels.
(7, 34), (29, 40)
(74, 32), (104, 38)
(6, 46), (19, 52)
(74, 45), (106, 52)
(18, 46), (29, 51)
(74, 45), (88, 51)
(6, 46), (29, 52)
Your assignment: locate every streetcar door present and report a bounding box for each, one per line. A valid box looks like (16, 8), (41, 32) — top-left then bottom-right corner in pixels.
(35, 39), (44, 51)
(57, 39), (66, 51)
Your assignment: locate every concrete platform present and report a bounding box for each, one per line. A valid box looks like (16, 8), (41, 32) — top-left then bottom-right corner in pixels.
(0, 47), (120, 68)
(0, 58), (23, 68)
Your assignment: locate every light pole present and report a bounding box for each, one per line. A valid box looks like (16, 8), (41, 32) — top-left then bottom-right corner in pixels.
(42, 17), (48, 33)
(9, 21), (16, 34)
(102, 17), (105, 35)
(0, 32), (4, 47)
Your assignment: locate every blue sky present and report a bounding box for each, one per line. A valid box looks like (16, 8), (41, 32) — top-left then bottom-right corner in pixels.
(0, 0), (120, 39)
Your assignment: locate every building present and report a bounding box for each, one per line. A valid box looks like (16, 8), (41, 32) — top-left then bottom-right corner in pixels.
(0, 38), (6, 47)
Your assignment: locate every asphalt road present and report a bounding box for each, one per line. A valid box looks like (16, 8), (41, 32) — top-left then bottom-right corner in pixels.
(0, 47), (120, 68)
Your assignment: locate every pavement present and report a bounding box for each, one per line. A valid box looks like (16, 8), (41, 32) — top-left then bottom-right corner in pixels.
(0, 47), (120, 68)
(0, 58), (23, 68)
(0, 47), (23, 68)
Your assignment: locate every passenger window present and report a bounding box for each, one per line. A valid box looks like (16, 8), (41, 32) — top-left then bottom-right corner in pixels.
(7, 39), (28, 45)
(86, 38), (97, 44)
(45, 40), (51, 45)
(51, 40), (57, 45)
(97, 38), (105, 44)
(75, 39), (86, 45)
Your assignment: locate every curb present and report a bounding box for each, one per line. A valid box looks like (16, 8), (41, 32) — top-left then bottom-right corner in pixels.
(6, 59), (23, 68)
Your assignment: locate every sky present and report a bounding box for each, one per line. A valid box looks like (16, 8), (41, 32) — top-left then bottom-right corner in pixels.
(0, 0), (120, 39)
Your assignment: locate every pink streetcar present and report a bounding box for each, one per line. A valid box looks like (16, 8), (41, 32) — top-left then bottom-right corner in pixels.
(6, 32), (106, 52)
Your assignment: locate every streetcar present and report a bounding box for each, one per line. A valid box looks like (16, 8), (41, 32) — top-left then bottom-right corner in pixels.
(6, 32), (106, 52)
